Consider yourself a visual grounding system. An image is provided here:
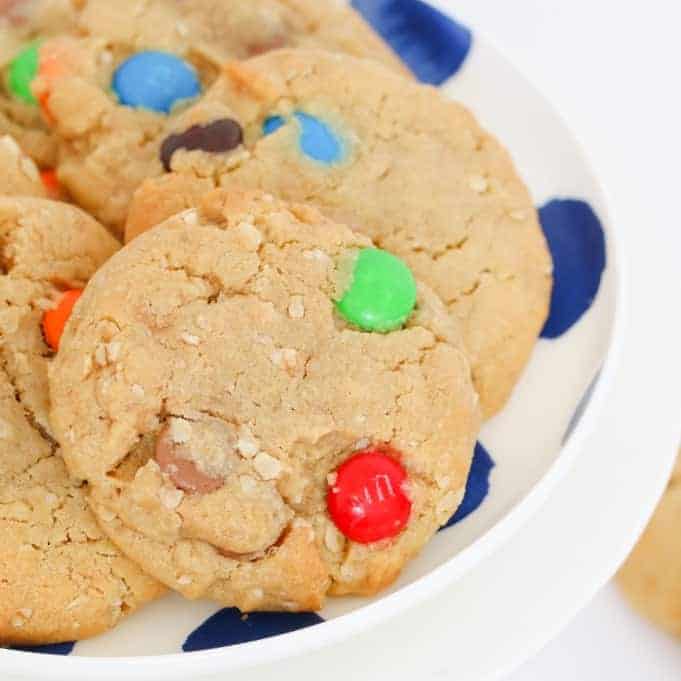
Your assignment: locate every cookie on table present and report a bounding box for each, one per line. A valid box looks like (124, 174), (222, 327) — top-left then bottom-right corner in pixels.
(0, 197), (164, 645)
(125, 50), (552, 418)
(20, 0), (405, 234)
(50, 189), (481, 611)
(618, 453), (681, 638)
(0, 134), (46, 196)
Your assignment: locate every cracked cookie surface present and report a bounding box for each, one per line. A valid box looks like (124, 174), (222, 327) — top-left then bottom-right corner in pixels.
(126, 49), (553, 417)
(50, 189), (480, 611)
(0, 196), (163, 645)
(618, 453), (681, 638)
(21, 0), (405, 234)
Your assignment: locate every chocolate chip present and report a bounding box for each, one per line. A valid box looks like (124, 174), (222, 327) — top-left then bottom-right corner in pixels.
(160, 118), (244, 171)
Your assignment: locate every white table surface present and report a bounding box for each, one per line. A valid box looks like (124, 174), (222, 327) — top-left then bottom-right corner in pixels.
(451, 0), (681, 678)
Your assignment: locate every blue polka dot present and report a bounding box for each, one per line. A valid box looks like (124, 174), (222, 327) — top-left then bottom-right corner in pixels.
(562, 370), (601, 445)
(12, 641), (75, 655)
(262, 112), (344, 165)
(183, 609), (324, 651)
(539, 199), (607, 339)
(112, 51), (201, 114)
(441, 442), (495, 530)
(352, 0), (472, 85)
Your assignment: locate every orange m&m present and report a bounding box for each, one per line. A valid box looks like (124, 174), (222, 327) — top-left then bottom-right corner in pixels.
(42, 289), (82, 351)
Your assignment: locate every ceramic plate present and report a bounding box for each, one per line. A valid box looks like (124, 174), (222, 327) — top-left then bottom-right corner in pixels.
(1, 1), (622, 678)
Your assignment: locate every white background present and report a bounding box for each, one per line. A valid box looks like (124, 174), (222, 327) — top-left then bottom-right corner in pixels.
(449, 0), (681, 678)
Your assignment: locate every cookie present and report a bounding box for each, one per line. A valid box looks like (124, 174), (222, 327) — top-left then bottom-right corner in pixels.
(0, 0), (79, 167)
(50, 189), (481, 611)
(0, 134), (46, 197)
(0, 196), (164, 645)
(125, 50), (553, 417)
(21, 0), (405, 234)
(618, 452), (681, 638)
(76, 0), (408, 69)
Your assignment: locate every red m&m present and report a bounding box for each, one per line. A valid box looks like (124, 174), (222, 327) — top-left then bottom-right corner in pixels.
(327, 448), (412, 544)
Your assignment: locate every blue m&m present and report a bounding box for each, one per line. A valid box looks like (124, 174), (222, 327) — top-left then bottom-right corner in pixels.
(112, 51), (201, 114)
(263, 112), (344, 165)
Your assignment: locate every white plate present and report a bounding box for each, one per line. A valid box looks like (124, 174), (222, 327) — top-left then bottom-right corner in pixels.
(1, 3), (624, 679)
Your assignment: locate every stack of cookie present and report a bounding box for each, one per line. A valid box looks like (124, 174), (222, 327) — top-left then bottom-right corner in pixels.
(0, 0), (552, 646)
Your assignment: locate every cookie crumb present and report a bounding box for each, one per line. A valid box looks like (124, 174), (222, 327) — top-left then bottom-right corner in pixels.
(94, 343), (108, 367)
(236, 427), (259, 458)
(20, 156), (39, 181)
(168, 418), (192, 444)
(159, 486), (184, 510)
(236, 222), (263, 249)
(340, 563), (355, 580)
(107, 342), (122, 362)
(175, 21), (189, 36)
(66, 595), (89, 611)
(469, 174), (488, 193)
(288, 296), (305, 319)
(36, 297), (56, 311)
(253, 452), (282, 480)
(353, 438), (370, 451)
(94, 341), (121, 366)
(283, 348), (298, 368)
(181, 332), (200, 346)
(0, 135), (21, 156)
(10, 614), (26, 628)
(270, 348), (297, 370)
(303, 248), (331, 266)
(177, 575), (193, 586)
(131, 383), (145, 399)
(180, 209), (199, 226)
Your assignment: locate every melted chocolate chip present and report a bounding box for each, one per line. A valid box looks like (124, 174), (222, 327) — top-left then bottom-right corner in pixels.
(160, 118), (243, 171)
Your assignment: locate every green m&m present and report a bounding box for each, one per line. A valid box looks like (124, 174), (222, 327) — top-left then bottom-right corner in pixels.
(336, 248), (417, 332)
(8, 42), (41, 105)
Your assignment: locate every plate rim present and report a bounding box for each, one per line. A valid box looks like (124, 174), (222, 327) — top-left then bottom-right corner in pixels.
(0, 19), (627, 681)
